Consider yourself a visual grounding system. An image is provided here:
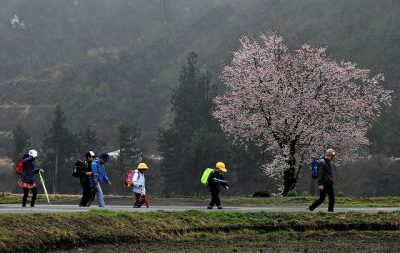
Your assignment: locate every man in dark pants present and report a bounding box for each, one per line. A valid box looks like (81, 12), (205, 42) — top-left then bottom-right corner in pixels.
(309, 149), (336, 212)
(207, 162), (229, 209)
(79, 151), (95, 207)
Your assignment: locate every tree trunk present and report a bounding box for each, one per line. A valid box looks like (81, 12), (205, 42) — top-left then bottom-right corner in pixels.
(282, 167), (297, 196)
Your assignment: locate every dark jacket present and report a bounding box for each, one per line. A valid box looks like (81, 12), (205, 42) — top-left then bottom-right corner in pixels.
(80, 160), (93, 186)
(318, 158), (333, 185)
(21, 154), (39, 184)
(207, 170), (229, 192)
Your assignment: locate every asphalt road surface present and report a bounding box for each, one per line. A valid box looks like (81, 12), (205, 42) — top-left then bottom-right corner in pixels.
(1, 204), (400, 213)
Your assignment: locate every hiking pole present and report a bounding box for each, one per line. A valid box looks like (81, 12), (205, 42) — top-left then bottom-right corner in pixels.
(39, 169), (50, 203)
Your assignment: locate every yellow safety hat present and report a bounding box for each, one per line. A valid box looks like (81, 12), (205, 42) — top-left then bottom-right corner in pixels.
(216, 162), (227, 172)
(137, 162), (149, 170)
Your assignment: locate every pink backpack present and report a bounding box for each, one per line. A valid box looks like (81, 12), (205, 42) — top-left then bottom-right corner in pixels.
(124, 170), (140, 187)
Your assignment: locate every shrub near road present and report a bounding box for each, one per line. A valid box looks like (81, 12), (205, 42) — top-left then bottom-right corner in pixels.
(0, 210), (400, 252)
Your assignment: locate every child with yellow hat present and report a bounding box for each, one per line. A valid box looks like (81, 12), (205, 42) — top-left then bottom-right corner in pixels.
(132, 162), (150, 208)
(207, 161), (229, 209)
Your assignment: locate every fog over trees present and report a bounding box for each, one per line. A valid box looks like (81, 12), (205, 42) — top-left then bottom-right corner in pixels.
(0, 0), (399, 196)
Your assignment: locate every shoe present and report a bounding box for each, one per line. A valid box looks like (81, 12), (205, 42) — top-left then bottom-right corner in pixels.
(308, 206), (313, 211)
(207, 206), (213, 209)
(217, 205), (223, 209)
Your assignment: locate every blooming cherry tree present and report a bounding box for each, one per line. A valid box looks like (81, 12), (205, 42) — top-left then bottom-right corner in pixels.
(213, 32), (392, 195)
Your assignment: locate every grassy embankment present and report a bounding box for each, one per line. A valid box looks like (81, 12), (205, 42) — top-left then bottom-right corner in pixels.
(223, 196), (400, 207)
(163, 195), (400, 207)
(0, 210), (400, 252)
(2, 193), (400, 207)
(0, 192), (80, 204)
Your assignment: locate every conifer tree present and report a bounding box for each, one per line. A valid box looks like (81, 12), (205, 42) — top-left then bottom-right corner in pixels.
(118, 123), (142, 167)
(12, 124), (30, 162)
(43, 105), (77, 193)
(158, 52), (230, 194)
(76, 125), (103, 156)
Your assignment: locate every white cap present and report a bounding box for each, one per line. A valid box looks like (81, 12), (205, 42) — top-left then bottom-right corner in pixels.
(29, 150), (38, 158)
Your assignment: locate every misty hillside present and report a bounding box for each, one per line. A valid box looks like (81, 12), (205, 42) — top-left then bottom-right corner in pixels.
(0, 0), (399, 154)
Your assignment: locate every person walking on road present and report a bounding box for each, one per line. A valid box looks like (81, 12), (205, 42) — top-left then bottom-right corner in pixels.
(132, 162), (149, 208)
(87, 153), (111, 207)
(79, 151), (96, 207)
(309, 149), (336, 212)
(17, 149), (40, 207)
(207, 162), (229, 210)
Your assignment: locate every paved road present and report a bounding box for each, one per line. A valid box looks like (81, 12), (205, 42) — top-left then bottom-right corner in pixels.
(1, 204), (400, 213)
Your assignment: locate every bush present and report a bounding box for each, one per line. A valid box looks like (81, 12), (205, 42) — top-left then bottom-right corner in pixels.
(287, 190), (298, 197)
(252, 191), (271, 197)
(336, 191), (345, 197)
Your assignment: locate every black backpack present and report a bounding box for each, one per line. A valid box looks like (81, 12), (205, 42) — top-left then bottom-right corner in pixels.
(72, 160), (85, 177)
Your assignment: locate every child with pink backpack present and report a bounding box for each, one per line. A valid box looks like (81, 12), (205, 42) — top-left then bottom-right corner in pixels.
(125, 163), (150, 208)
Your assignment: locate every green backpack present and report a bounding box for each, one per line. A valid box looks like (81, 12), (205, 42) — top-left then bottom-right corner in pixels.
(200, 168), (214, 185)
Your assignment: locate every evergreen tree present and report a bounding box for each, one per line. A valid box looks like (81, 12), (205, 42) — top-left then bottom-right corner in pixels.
(12, 124), (30, 162)
(76, 125), (103, 157)
(158, 52), (230, 194)
(42, 105), (77, 194)
(368, 95), (400, 157)
(118, 123), (142, 166)
(107, 123), (142, 195)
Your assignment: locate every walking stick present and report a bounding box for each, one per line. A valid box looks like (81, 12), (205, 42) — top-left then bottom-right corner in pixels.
(39, 169), (50, 203)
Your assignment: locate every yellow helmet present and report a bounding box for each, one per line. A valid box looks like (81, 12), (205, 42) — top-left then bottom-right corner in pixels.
(216, 162), (227, 172)
(137, 162), (149, 170)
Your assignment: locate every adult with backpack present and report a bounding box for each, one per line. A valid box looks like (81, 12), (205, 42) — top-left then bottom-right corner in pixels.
(73, 151), (96, 207)
(87, 153), (111, 207)
(309, 149), (336, 212)
(16, 149), (40, 207)
(130, 162), (150, 208)
(202, 162), (229, 210)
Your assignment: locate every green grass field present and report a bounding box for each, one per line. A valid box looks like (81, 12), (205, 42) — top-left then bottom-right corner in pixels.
(0, 210), (399, 252)
(2, 193), (400, 207)
(0, 192), (80, 204)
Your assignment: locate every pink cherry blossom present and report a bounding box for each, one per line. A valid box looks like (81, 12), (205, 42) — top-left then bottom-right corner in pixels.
(213, 32), (392, 195)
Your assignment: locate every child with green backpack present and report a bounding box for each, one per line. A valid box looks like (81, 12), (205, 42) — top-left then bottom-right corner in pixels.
(201, 162), (229, 209)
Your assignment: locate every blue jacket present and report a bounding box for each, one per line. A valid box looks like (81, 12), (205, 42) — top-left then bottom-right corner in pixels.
(21, 155), (38, 184)
(91, 158), (110, 185)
